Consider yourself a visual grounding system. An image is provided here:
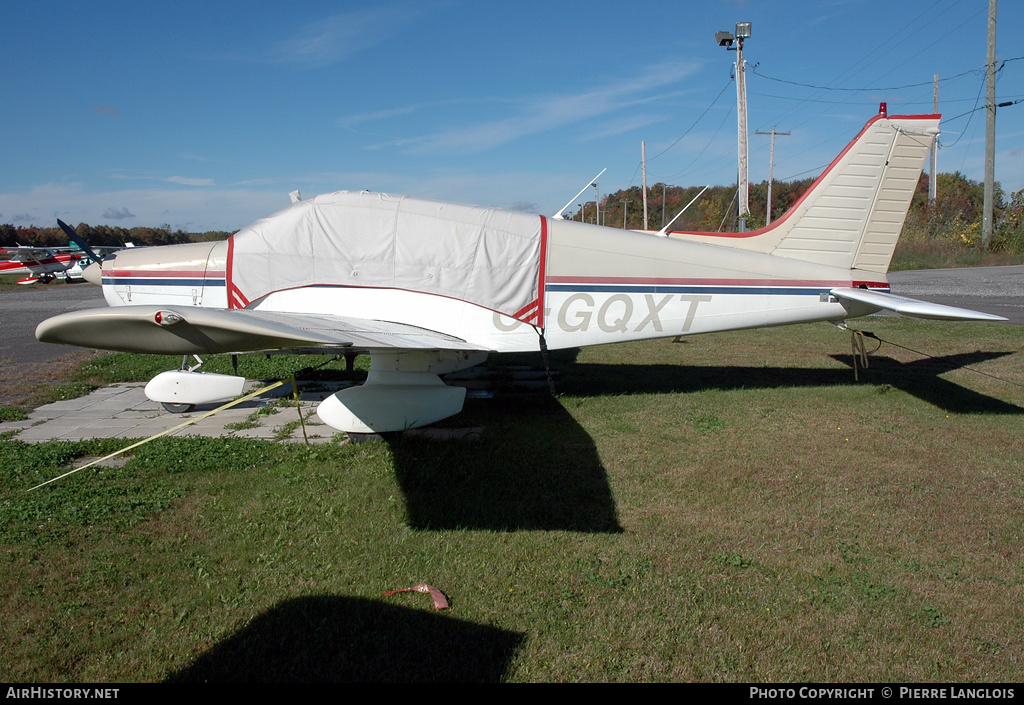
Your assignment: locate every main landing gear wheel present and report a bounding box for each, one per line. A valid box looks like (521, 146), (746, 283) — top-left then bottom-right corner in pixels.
(161, 402), (195, 413)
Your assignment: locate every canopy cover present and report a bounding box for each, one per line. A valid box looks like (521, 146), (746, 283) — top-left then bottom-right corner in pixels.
(227, 191), (545, 324)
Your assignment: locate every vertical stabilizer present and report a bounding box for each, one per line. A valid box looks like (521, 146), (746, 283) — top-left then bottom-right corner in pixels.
(669, 106), (940, 273)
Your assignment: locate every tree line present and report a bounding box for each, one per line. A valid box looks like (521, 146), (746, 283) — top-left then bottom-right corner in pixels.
(578, 178), (816, 232)
(3, 172), (1021, 255)
(0, 223), (233, 249)
(575, 172), (1024, 251)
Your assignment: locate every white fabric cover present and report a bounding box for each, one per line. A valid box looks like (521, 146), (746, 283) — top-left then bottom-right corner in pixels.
(228, 191), (544, 322)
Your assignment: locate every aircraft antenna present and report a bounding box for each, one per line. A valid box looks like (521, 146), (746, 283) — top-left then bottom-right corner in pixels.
(553, 168), (606, 220)
(657, 185), (709, 236)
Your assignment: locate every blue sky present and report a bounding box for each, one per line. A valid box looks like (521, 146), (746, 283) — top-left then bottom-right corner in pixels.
(2, 0), (1022, 232)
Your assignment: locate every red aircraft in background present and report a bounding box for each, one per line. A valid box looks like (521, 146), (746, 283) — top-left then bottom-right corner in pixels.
(0, 246), (85, 284)
(1, 221), (125, 284)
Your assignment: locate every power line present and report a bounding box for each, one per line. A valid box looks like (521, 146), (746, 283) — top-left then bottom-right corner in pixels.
(750, 64), (984, 93)
(626, 78), (734, 188)
(749, 90), (996, 107)
(754, 0), (993, 172)
(648, 78), (734, 162)
(656, 103), (735, 183)
(938, 72), (988, 149)
(627, 7), (1024, 198)
(760, 0), (978, 130)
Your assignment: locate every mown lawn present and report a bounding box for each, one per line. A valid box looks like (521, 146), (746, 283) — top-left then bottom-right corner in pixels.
(2, 317), (1022, 682)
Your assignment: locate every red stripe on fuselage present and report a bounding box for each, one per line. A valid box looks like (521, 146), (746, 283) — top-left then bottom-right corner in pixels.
(546, 275), (888, 288)
(537, 216), (548, 329)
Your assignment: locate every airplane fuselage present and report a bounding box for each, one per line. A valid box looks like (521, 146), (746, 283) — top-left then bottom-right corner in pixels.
(94, 218), (882, 355)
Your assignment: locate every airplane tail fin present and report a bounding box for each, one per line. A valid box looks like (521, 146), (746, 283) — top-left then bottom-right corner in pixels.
(670, 104), (940, 274)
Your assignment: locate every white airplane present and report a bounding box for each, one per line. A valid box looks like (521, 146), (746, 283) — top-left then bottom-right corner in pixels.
(35, 105), (1006, 435)
(1, 246), (87, 284)
(1, 221), (124, 284)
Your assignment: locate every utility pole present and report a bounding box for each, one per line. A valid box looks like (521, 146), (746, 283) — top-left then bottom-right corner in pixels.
(593, 181), (600, 226)
(716, 22), (752, 232)
(622, 200), (631, 228)
(736, 34), (749, 232)
(983, 0), (997, 247)
(929, 74), (939, 207)
(755, 126), (789, 226)
(642, 141), (649, 230)
(662, 184), (667, 230)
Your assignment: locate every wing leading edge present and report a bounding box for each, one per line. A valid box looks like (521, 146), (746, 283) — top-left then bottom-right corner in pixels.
(35, 306), (484, 355)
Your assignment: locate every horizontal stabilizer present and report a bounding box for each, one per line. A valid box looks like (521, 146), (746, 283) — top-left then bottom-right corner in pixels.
(830, 287), (1007, 322)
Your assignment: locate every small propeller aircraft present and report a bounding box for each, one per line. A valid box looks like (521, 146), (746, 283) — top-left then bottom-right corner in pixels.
(1, 246), (87, 284)
(2, 222), (124, 284)
(35, 105), (1006, 434)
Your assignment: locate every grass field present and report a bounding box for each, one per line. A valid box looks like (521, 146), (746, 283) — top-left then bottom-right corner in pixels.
(1, 317), (1022, 682)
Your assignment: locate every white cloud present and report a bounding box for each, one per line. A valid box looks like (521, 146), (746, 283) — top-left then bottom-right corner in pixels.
(0, 183), (283, 231)
(269, 6), (426, 68)
(102, 207), (135, 220)
(373, 61), (702, 154)
(0, 164), (624, 232)
(106, 172), (216, 187)
(338, 99), (484, 131)
(180, 153), (215, 163)
(165, 176), (215, 186)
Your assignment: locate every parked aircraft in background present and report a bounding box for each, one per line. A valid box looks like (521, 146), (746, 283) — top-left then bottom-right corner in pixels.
(2, 223), (128, 284)
(36, 105), (1006, 435)
(1, 246), (87, 284)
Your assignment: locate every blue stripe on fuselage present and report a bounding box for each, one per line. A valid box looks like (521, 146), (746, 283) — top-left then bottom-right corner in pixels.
(102, 278), (225, 287)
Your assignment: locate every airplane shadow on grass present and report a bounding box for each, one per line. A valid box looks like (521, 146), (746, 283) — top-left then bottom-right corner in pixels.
(384, 349), (1019, 533)
(388, 391), (624, 534)
(828, 350), (1023, 415)
(555, 351), (1022, 416)
(166, 595), (524, 683)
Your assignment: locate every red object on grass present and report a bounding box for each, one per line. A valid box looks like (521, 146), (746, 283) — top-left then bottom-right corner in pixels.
(382, 583), (449, 610)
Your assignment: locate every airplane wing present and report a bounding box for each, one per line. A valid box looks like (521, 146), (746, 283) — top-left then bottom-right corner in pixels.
(830, 287), (1007, 322)
(1, 246), (73, 262)
(35, 305), (486, 355)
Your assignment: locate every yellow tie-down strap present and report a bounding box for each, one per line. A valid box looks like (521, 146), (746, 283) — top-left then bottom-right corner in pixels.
(28, 375), (308, 493)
